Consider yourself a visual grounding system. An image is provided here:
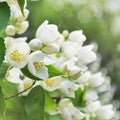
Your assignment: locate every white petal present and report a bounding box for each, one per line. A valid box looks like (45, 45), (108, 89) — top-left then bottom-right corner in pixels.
(42, 43), (60, 54)
(36, 66), (48, 80)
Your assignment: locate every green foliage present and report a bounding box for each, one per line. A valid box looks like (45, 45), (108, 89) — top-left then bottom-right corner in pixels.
(0, 2), (10, 35)
(24, 86), (45, 120)
(47, 65), (64, 78)
(1, 80), (29, 120)
(45, 91), (56, 113)
(44, 113), (62, 120)
(21, 66), (42, 80)
(0, 62), (9, 81)
(0, 87), (6, 120)
(17, 0), (25, 15)
(0, 38), (6, 67)
(71, 88), (86, 107)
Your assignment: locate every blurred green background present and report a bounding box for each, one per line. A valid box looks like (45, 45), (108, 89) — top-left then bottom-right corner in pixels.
(27, 0), (120, 99)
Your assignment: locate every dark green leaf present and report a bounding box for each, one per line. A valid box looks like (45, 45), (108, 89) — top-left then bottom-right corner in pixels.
(71, 88), (86, 107)
(45, 91), (56, 113)
(21, 66), (42, 80)
(0, 86), (6, 119)
(17, 0), (25, 15)
(24, 86), (45, 120)
(0, 2), (10, 35)
(0, 38), (6, 67)
(0, 62), (9, 81)
(46, 65), (64, 78)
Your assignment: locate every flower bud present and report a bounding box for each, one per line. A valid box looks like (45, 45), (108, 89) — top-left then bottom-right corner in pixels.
(17, 21), (29, 34)
(5, 25), (15, 36)
(29, 39), (42, 51)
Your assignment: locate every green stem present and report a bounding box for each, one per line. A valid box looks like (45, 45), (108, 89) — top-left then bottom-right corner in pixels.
(5, 80), (36, 100)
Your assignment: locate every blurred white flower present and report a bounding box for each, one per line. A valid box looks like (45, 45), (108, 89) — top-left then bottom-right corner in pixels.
(90, 72), (105, 87)
(28, 51), (48, 80)
(36, 20), (61, 44)
(69, 30), (86, 45)
(86, 100), (101, 114)
(96, 104), (115, 120)
(85, 90), (99, 104)
(62, 41), (80, 58)
(77, 45), (97, 64)
(60, 80), (79, 98)
(59, 99), (84, 120)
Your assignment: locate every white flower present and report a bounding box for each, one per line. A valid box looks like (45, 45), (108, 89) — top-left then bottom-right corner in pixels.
(61, 57), (81, 76)
(90, 72), (105, 87)
(41, 76), (61, 91)
(96, 105), (115, 120)
(42, 43), (60, 54)
(59, 99), (84, 120)
(75, 71), (92, 86)
(62, 41), (80, 58)
(6, 40), (30, 68)
(77, 45), (97, 64)
(86, 100), (101, 114)
(5, 25), (15, 36)
(60, 80), (79, 98)
(6, 67), (23, 84)
(36, 20), (61, 44)
(5, 37), (27, 48)
(16, 21), (29, 34)
(69, 30), (86, 45)
(85, 90), (99, 104)
(28, 51), (48, 80)
(29, 38), (42, 51)
(18, 78), (33, 96)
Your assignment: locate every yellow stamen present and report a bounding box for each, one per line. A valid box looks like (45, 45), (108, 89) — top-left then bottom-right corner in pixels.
(10, 49), (25, 63)
(23, 82), (32, 90)
(33, 61), (44, 70)
(44, 78), (56, 87)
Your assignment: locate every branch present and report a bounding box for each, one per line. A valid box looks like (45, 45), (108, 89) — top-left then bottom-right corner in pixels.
(5, 80), (36, 100)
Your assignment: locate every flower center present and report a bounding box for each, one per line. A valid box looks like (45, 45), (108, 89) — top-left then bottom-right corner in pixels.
(10, 49), (25, 63)
(44, 78), (56, 87)
(33, 61), (44, 70)
(23, 82), (32, 90)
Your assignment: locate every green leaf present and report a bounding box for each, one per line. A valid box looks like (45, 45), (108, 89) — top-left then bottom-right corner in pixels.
(44, 113), (62, 120)
(0, 2), (10, 35)
(21, 66), (42, 80)
(17, 0), (25, 15)
(0, 62), (9, 81)
(0, 38), (6, 67)
(24, 86), (45, 120)
(0, 86), (6, 119)
(71, 88), (86, 107)
(45, 91), (56, 113)
(1, 80), (29, 120)
(46, 65), (64, 78)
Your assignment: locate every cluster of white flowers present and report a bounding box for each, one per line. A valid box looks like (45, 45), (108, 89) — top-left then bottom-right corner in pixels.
(2, 0), (119, 120)
(5, 0), (29, 36)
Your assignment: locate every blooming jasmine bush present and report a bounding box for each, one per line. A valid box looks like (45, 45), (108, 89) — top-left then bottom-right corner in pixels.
(0, 0), (119, 120)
